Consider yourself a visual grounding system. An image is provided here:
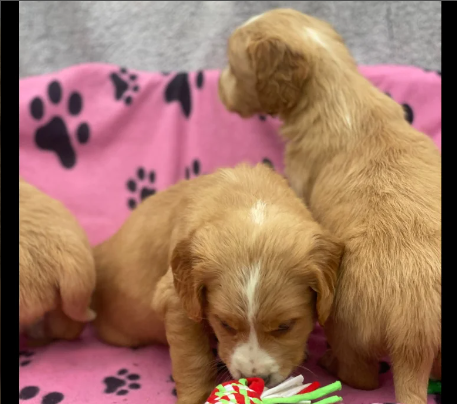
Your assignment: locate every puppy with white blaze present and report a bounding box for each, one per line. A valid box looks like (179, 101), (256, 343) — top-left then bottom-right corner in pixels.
(218, 9), (441, 404)
(92, 163), (344, 404)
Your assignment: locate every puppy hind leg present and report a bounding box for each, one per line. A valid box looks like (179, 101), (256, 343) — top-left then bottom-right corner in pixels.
(44, 307), (86, 340)
(319, 343), (379, 390)
(391, 346), (434, 404)
(319, 318), (379, 390)
(25, 318), (53, 347)
(59, 258), (96, 323)
(25, 307), (87, 346)
(93, 320), (140, 347)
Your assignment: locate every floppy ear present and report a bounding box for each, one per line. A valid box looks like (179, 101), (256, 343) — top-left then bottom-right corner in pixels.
(307, 232), (344, 326)
(170, 236), (205, 322)
(246, 36), (308, 114)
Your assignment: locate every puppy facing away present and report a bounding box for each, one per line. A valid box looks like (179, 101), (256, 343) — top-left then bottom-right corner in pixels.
(218, 9), (441, 404)
(92, 163), (343, 404)
(19, 178), (96, 344)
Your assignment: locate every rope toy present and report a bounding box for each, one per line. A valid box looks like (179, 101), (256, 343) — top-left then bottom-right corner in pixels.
(205, 375), (343, 404)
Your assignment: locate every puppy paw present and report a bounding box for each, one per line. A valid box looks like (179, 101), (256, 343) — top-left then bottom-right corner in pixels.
(176, 395), (211, 404)
(174, 382), (214, 404)
(25, 318), (46, 340)
(85, 308), (97, 322)
(24, 319), (54, 347)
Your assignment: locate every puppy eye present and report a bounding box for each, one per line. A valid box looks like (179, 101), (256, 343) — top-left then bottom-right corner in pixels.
(272, 320), (296, 335)
(220, 320), (236, 333)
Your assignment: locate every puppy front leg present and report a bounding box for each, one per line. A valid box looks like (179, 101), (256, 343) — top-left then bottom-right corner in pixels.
(165, 307), (216, 404)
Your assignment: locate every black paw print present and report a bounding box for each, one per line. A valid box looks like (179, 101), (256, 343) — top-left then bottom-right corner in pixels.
(262, 158), (274, 170)
(19, 386), (64, 404)
(402, 103), (414, 125)
(164, 71), (204, 118)
(127, 167), (157, 209)
(167, 375), (178, 397)
(384, 92), (414, 124)
(30, 81), (90, 169)
(110, 67), (140, 106)
(259, 115), (267, 121)
(19, 350), (36, 367)
(423, 68), (441, 76)
(185, 159), (201, 180)
(103, 369), (141, 396)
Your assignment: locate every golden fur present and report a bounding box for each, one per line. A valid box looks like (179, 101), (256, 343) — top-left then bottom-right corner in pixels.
(218, 10), (441, 404)
(19, 178), (96, 344)
(92, 163), (343, 404)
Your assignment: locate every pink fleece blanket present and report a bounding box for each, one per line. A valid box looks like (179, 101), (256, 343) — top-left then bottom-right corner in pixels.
(19, 64), (441, 404)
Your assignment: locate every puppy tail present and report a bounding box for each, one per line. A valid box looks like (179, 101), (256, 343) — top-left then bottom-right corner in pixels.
(59, 252), (97, 323)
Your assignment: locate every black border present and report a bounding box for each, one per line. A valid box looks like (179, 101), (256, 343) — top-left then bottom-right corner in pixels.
(2, 1), (20, 403)
(11, 2), (445, 404)
(441, 2), (447, 404)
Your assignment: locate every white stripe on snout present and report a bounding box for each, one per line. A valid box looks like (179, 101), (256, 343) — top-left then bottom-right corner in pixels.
(245, 261), (261, 320)
(229, 262), (279, 380)
(250, 200), (266, 225)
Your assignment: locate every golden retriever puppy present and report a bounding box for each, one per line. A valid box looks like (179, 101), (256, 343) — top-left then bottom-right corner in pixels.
(19, 178), (96, 344)
(92, 163), (343, 404)
(218, 9), (441, 404)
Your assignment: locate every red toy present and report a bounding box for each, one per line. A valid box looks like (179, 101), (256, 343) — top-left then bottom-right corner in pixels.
(204, 375), (343, 404)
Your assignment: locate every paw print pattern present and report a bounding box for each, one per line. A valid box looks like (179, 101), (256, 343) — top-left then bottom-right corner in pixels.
(423, 68), (441, 76)
(384, 92), (414, 124)
(19, 386), (64, 404)
(127, 167), (157, 209)
(165, 71), (204, 118)
(30, 81), (90, 169)
(185, 159), (201, 180)
(166, 374), (178, 397)
(259, 115), (267, 121)
(19, 350), (36, 367)
(262, 158), (274, 170)
(402, 103), (414, 125)
(103, 369), (141, 396)
(110, 67), (140, 105)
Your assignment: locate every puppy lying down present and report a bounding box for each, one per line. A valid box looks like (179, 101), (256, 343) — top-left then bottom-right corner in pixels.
(218, 9), (441, 404)
(19, 177), (96, 344)
(92, 163), (343, 404)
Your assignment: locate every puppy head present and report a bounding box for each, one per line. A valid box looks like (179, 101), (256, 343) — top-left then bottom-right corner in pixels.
(171, 208), (343, 386)
(218, 9), (349, 118)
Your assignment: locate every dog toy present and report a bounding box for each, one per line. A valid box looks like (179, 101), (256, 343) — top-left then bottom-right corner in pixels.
(205, 375), (343, 404)
(427, 379), (441, 395)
